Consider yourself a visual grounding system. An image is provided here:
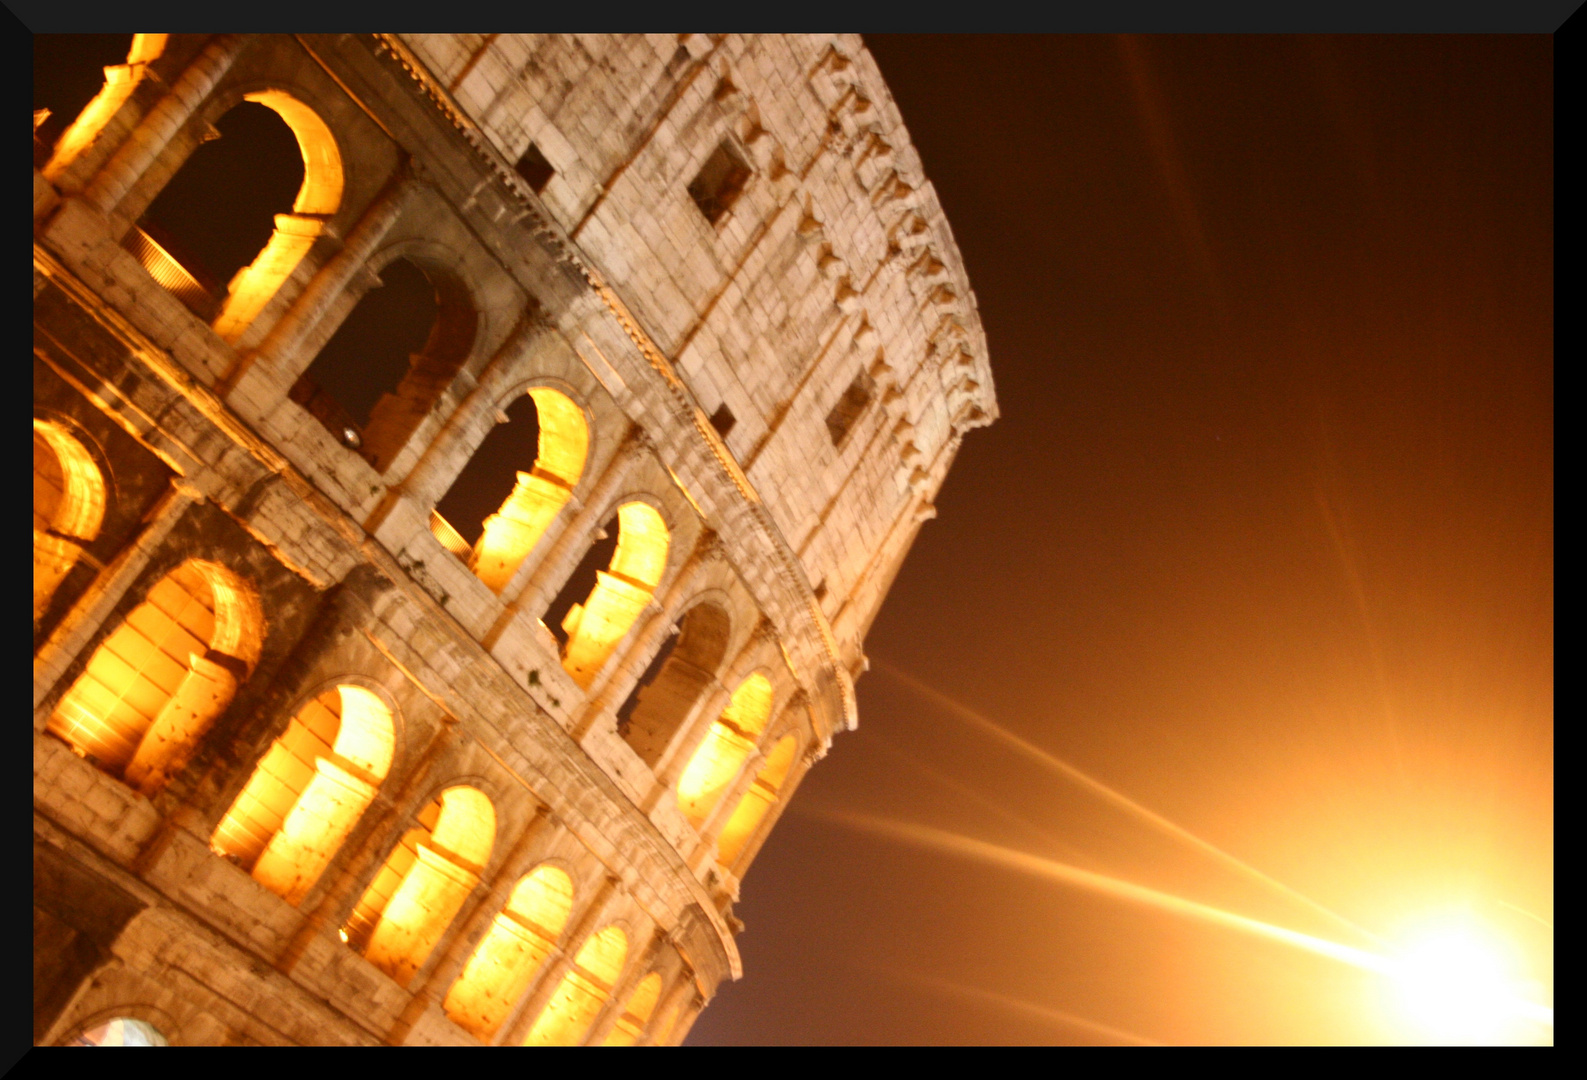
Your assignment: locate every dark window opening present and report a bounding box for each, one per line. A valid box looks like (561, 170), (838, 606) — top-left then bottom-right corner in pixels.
(435, 394), (542, 548)
(132, 101), (303, 318)
(813, 578), (828, 602)
(291, 257), (477, 472)
(688, 141), (752, 226)
(617, 602), (732, 767)
(543, 517), (620, 648)
(616, 628), (679, 737)
(514, 142), (555, 194)
(709, 403), (737, 439)
(32, 34), (131, 167)
(825, 370), (876, 448)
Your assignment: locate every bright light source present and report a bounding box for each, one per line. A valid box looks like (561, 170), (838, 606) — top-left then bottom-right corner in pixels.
(1390, 917), (1534, 1045)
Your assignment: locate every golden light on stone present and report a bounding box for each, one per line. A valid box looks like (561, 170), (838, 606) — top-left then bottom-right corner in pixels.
(468, 387), (589, 592)
(561, 501), (670, 688)
(523, 925), (628, 1046)
(677, 673), (774, 828)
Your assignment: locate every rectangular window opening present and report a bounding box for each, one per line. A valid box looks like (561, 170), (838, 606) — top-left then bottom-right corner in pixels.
(514, 142), (555, 194)
(825, 371), (875, 448)
(709, 404), (737, 439)
(688, 141), (752, 226)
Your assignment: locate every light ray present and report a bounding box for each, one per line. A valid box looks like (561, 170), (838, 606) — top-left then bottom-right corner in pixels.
(875, 659), (1383, 947)
(869, 964), (1160, 1046)
(859, 727), (1096, 867)
(808, 807), (1554, 1031)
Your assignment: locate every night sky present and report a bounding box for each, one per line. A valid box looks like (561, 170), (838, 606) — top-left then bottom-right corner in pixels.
(33, 32), (1553, 1046)
(688, 35), (1552, 1045)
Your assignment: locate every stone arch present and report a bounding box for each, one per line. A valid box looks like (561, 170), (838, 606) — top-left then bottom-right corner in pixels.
(210, 683), (397, 905)
(291, 243), (479, 474)
(443, 862), (576, 1040)
(347, 783), (497, 986)
(126, 85), (342, 341)
(40, 34), (164, 179)
(33, 418), (107, 625)
(556, 501), (671, 689)
(208, 88), (343, 340)
(601, 970), (663, 1046)
(433, 384), (591, 593)
(676, 671), (776, 828)
(716, 733), (799, 869)
(617, 598), (732, 768)
(47, 558), (263, 796)
(59, 1002), (181, 1047)
(522, 923), (629, 1046)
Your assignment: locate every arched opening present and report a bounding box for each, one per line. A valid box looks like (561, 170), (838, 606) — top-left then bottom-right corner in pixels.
(345, 785), (496, 986)
(32, 34), (132, 169)
(716, 734), (798, 868)
(546, 502), (669, 690)
(432, 387), (588, 592)
(290, 257), (476, 473)
(522, 924), (627, 1047)
(443, 864), (574, 1040)
(210, 684), (395, 905)
(601, 971), (662, 1046)
(648, 997), (685, 1047)
(617, 602), (731, 767)
(34, 419), (107, 626)
(127, 91), (342, 341)
(47, 559), (262, 796)
(676, 673), (774, 829)
(70, 1016), (168, 1046)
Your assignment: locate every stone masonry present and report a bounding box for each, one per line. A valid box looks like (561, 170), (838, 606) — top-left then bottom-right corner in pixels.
(33, 33), (995, 1046)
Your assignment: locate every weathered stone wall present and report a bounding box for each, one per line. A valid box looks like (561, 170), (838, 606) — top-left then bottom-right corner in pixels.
(33, 33), (993, 1046)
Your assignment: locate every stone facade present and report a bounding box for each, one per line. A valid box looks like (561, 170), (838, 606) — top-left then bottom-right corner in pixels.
(33, 33), (995, 1047)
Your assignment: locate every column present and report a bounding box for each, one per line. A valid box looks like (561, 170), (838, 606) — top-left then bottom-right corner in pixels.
(494, 874), (620, 1046)
(665, 990), (709, 1046)
(33, 481), (198, 714)
(581, 927), (667, 1046)
(221, 166), (419, 395)
(390, 311), (546, 506)
(639, 965), (697, 1046)
(491, 427), (650, 629)
(644, 619), (779, 807)
(571, 532), (721, 738)
(82, 35), (247, 215)
(385, 806), (552, 1043)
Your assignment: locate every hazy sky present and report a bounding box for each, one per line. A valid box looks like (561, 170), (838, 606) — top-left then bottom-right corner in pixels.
(689, 34), (1552, 1045)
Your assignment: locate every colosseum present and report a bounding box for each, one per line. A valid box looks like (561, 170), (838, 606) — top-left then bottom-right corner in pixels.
(32, 33), (995, 1046)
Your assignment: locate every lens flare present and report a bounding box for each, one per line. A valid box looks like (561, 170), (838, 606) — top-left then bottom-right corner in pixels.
(1390, 916), (1550, 1044)
(808, 807), (1554, 1041)
(877, 661), (1382, 947)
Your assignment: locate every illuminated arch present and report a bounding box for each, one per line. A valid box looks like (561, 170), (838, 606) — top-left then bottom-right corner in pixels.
(349, 785), (497, 986)
(618, 601), (731, 767)
(43, 34), (167, 181)
(522, 924), (628, 1046)
(210, 684), (396, 904)
(34, 419), (106, 624)
(601, 971), (663, 1046)
(436, 387), (589, 593)
(716, 734), (798, 868)
(676, 673), (775, 829)
(560, 502), (669, 689)
(443, 864), (575, 1040)
(47, 559), (263, 796)
(209, 90), (343, 341)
